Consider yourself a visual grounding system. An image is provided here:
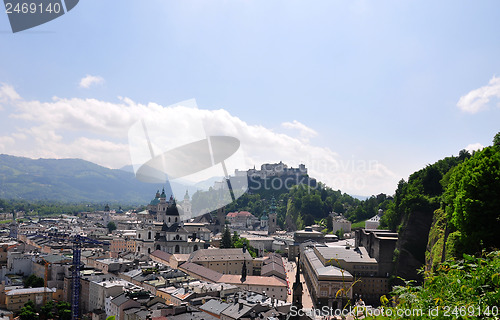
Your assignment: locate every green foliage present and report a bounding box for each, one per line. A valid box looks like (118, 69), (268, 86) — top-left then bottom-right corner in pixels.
(17, 300), (71, 320)
(220, 224), (232, 248)
(335, 228), (345, 240)
(107, 221), (117, 233)
(367, 251), (500, 319)
(231, 231), (239, 245)
(351, 220), (365, 229)
(40, 300), (54, 320)
(233, 236), (258, 258)
(24, 274), (44, 288)
(19, 300), (37, 320)
(0, 154), (167, 204)
(326, 215), (333, 231)
(493, 131), (500, 146)
(380, 153), (467, 232)
(443, 146), (500, 255)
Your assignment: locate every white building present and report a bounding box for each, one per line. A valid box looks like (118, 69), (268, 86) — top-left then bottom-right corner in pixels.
(365, 209), (383, 230)
(88, 279), (135, 312)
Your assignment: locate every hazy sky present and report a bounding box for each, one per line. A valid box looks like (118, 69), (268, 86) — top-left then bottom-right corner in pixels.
(1, 0), (499, 196)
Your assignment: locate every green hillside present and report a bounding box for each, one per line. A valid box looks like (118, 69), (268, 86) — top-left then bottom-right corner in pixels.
(0, 154), (164, 204)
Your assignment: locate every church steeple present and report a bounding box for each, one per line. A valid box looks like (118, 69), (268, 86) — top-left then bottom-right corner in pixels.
(240, 244), (247, 283)
(268, 197), (277, 235)
(292, 254), (303, 310)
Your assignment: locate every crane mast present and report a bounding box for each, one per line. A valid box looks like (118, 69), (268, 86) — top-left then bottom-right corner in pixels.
(35, 233), (108, 320)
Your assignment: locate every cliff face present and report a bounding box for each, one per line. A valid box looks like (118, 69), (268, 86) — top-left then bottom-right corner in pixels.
(393, 209), (435, 282)
(425, 208), (452, 272)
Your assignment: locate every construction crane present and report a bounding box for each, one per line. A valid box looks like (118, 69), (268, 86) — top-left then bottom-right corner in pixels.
(34, 233), (109, 320)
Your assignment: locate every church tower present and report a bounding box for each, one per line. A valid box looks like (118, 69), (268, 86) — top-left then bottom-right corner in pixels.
(268, 197), (277, 235)
(165, 195), (180, 227)
(157, 188), (168, 223)
(292, 254), (303, 311)
(179, 190), (192, 220)
(215, 206), (226, 234)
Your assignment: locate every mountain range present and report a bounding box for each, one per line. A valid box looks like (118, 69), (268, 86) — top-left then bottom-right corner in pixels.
(0, 154), (206, 204)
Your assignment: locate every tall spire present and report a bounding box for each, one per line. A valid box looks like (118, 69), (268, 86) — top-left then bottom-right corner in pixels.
(292, 254), (303, 310)
(240, 260), (247, 283)
(241, 244), (247, 283)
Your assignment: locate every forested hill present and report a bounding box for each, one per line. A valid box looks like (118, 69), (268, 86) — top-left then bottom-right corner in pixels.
(384, 132), (500, 283)
(0, 154), (165, 204)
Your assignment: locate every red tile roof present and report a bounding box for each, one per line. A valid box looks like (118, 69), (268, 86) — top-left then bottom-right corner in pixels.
(226, 211), (253, 218)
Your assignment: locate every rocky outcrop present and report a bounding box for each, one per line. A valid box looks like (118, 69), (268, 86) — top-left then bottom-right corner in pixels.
(393, 209), (435, 283)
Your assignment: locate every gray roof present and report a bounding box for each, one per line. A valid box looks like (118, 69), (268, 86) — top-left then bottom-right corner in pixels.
(123, 307), (142, 315)
(167, 311), (219, 320)
(179, 262), (222, 282)
(188, 248), (252, 263)
(303, 249), (353, 280)
(184, 225), (211, 233)
(151, 250), (172, 262)
(314, 246), (377, 264)
(221, 303), (254, 319)
(261, 262), (286, 278)
(111, 293), (131, 307)
(200, 299), (230, 315)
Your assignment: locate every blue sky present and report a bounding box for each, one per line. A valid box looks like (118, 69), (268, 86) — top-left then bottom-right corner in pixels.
(1, 0), (500, 196)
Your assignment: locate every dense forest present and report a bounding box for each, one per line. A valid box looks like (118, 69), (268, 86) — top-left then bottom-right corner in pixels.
(365, 132), (500, 319)
(0, 199), (131, 217)
(192, 176), (391, 232)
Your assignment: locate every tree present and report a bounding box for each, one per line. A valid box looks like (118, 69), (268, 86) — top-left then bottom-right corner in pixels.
(233, 237), (258, 258)
(56, 301), (71, 320)
(231, 231), (240, 247)
(444, 146), (500, 254)
(494, 131), (500, 146)
(335, 228), (344, 240)
(220, 224), (232, 248)
(40, 300), (54, 320)
(24, 274), (44, 288)
(326, 215), (333, 232)
(19, 301), (38, 320)
(107, 221), (117, 233)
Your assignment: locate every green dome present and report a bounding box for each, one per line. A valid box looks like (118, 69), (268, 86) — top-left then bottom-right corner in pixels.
(261, 209), (268, 220)
(150, 198), (160, 205)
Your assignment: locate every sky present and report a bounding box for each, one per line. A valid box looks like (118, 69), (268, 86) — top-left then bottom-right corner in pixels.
(0, 0), (500, 196)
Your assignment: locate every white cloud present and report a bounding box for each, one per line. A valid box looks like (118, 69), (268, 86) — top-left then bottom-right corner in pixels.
(0, 135), (15, 152)
(0, 83), (21, 109)
(465, 143), (484, 152)
(0, 83), (398, 195)
(79, 75), (105, 88)
(281, 120), (318, 140)
(457, 76), (500, 113)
